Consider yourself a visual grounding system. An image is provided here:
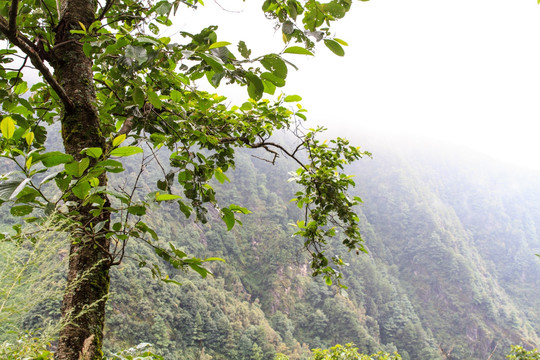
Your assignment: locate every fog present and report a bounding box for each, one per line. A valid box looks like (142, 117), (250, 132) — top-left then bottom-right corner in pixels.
(176, 0), (540, 171)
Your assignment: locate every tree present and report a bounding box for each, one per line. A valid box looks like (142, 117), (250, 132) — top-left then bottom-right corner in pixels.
(0, 0), (369, 358)
(507, 346), (540, 360)
(311, 343), (401, 360)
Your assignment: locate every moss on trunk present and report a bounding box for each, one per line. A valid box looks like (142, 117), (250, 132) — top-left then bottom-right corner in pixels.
(53, 1), (112, 359)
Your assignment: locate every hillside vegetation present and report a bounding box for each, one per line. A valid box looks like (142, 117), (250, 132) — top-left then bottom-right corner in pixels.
(1, 134), (539, 359)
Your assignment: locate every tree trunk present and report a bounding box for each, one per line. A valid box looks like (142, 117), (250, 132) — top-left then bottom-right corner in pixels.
(52, 1), (111, 359)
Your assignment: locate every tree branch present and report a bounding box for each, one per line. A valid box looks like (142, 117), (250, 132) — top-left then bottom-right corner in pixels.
(97, 0), (116, 21)
(218, 135), (309, 169)
(0, 16), (74, 110)
(8, 0), (19, 36)
(116, 116), (134, 136)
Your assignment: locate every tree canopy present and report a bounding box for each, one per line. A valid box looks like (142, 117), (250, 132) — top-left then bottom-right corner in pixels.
(0, 0), (370, 358)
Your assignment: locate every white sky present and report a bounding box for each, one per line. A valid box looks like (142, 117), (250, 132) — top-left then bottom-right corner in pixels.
(179, 0), (540, 171)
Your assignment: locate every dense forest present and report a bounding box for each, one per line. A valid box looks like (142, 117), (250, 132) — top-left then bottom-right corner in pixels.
(1, 132), (540, 359)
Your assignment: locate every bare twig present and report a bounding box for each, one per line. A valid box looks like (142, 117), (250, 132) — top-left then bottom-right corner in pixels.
(212, 0), (242, 13)
(486, 343), (498, 360)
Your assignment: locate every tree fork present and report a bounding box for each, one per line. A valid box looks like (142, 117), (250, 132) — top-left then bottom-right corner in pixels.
(53, 0), (111, 359)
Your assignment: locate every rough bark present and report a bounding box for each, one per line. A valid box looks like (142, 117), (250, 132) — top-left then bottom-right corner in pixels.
(52, 0), (111, 359)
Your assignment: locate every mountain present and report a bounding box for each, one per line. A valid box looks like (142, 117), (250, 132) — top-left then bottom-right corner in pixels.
(1, 132), (539, 360)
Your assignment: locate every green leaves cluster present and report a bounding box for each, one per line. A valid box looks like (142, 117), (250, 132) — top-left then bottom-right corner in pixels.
(311, 343), (401, 360)
(290, 128), (371, 285)
(262, 0), (354, 56)
(0, 0), (368, 284)
(507, 346), (540, 360)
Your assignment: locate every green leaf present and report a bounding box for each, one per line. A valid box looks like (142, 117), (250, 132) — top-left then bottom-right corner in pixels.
(334, 38), (349, 46)
(55, 174), (72, 192)
(128, 205), (147, 216)
(322, 0), (348, 18)
(1, 116), (15, 139)
(284, 94), (302, 102)
(125, 45), (148, 65)
(240, 102), (253, 111)
(245, 72), (264, 101)
(81, 147), (103, 159)
(154, 1), (172, 15)
(324, 39), (345, 56)
(147, 89), (163, 110)
(261, 72), (286, 87)
(199, 53), (224, 73)
(238, 41), (251, 59)
(10, 205), (33, 216)
(112, 134), (126, 147)
(65, 158), (90, 177)
(222, 208), (235, 231)
(170, 89), (183, 103)
(14, 81), (28, 95)
(325, 276), (333, 286)
(38, 152), (74, 167)
(132, 87), (145, 108)
(188, 263), (211, 278)
(208, 41), (231, 49)
(156, 193), (181, 201)
(262, 79), (276, 95)
(214, 168), (230, 184)
(283, 46), (314, 56)
(9, 178), (31, 200)
(14, 186), (39, 203)
(72, 181), (91, 199)
(161, 278), (182, 286)
(138, 35), (161, 46)
(96, 159), (124, 172)
(83, 42), (93, 57)
(25, 132), (34, 146)
(229, 204), (251, 214)
(110, 146), (143, 157)
(93, 220), (108, 233)
(178, 200), (192, 218)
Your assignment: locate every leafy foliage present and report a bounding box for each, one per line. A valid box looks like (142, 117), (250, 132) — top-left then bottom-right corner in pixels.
(507, 346), (540, 360)
(311, 343), (401, 360)
(0, 0), (369, 288)
(0, 333), (53, 360)
(0, 0), (374, 356)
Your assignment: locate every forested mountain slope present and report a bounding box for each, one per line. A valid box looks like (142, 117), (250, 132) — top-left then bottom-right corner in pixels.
(2, 134), (539, 360)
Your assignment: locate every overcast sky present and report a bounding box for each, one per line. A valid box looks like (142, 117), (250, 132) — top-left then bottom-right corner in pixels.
(178, 0), (540, 171)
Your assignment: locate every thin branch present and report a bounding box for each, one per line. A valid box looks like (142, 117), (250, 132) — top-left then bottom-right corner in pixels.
(7, 54), (28, 90)
(145, 142), (168, 178)
(97, 0), (116, 21)
(0, 16), (74, 110)
(249, 140), (307, 170)
(38, 0), (56, 28)
(251, 153), (277, 165)
(94, 78), (123, 102)
(212, 0), (242, 13)
(486, 343), (498, 360)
